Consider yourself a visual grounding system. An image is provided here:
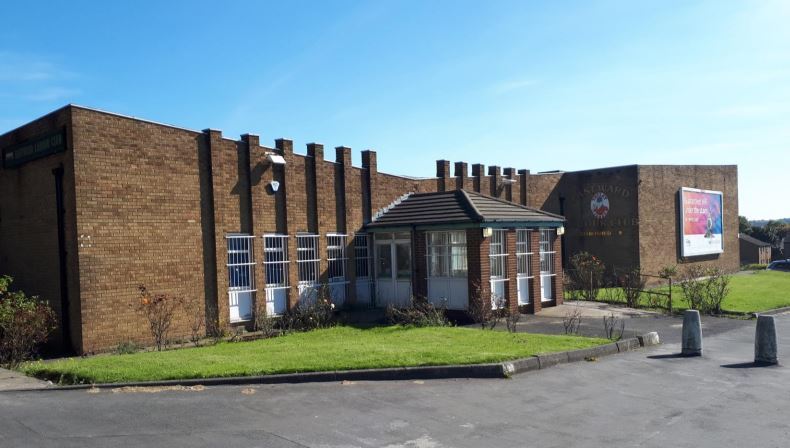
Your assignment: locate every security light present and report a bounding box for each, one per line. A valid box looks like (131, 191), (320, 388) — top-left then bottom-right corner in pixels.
(557, 226), (565, 236)
(267, 153), (286, 165)
(482, 227), (493, 238)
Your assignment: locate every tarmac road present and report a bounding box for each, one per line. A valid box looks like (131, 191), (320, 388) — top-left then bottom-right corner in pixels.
(1, 314), (788, 448)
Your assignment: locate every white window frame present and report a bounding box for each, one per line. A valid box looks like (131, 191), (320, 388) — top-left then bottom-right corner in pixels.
(354, 233), (372, 279)
(262, 234), (289, 290)
(426, 231), (467, 278)
(516, 229), (534, 279)
(226, 234), (256, 293)
(296, 234), (320, 285)
(489, 229), (508, 280)
(539, 228), (556, 276)
(326, 233), (348, 285)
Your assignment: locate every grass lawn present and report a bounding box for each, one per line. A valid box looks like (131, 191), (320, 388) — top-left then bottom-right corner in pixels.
(573, 270), (790, 314)
(22, 326), (608, 384)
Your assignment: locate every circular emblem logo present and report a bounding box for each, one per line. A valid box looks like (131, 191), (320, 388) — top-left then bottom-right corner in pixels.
(590, 192), (610, 219)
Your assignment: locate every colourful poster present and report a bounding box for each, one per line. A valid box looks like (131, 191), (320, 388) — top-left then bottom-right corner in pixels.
(680, 187), (723, 257)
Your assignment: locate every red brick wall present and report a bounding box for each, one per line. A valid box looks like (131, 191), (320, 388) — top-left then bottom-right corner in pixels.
(0, 107), (81, 352)
(637, 165), (739, 276)
(70, 108), (206, 353)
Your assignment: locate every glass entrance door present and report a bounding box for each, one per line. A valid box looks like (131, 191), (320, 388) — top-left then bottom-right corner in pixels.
(374, 233), (412, 307)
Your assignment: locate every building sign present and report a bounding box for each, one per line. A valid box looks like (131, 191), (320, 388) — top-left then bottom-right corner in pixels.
(679, 187), (723, 257)
(590, 192), (610, 219)
(2, 129), (66, 168)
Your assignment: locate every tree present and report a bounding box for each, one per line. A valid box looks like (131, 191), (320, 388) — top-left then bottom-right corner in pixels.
(738, 216), (752, 234)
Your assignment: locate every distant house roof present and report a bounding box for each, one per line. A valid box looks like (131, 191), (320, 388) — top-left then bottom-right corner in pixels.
(366, 190), (564, 230)
(739, 233), (771, 247)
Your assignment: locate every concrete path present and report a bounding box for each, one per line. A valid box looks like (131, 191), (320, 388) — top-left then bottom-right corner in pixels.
(1, 314), (787, 447)
(514, 300), (753, 344)
(0, 367), (49, 392)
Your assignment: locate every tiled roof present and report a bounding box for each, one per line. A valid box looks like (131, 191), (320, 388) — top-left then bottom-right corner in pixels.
(739, 233), (771, 247)
(367, 190), (564, 228)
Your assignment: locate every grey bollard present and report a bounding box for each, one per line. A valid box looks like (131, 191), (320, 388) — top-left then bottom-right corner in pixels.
(682, 310), (703, 356)
(754, 315), (778, 365)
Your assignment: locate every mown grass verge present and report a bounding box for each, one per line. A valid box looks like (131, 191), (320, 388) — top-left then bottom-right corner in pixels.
(22, 325), (608, 384)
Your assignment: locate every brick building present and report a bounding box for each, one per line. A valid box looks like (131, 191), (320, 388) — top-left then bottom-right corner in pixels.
(530, 165), (740, 278)
(0, 105), (739, 354)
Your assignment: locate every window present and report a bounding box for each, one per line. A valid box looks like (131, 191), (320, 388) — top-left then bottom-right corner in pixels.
(354, 233), (371, 278)
(489, 229), (507, 279)
(327, 233), (347, 283)
(262, 234), (289, 288)
(296, 234), (320, 284)
(226, 235), (255, 291)
(426, 231), (467, 278)
(539, 229), (556, 275)
(516, 229), (533, 278)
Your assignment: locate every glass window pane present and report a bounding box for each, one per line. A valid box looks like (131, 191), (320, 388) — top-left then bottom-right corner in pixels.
(396, 242), (411, 279)
(377, 244), (392, 278)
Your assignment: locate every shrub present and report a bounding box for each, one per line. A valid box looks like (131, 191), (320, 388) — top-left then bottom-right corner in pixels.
(253, 299), (278, 338)
(602, 312), (624, 341)
(0, 275), (57, 368)
(619, 266), (647, 308)
(562, 305), (582, 335)
(678, 265), (731, 314)
(658, 265), (678, 279)
(741, 263), (767, 271)
(567, 252), (606, 301)
(181, 295), (205, 347)
(678, 265), (708, 311)
(115, 341), (142, 355)
(133, 285), (183, 351)
(468, 282), (505, 330)
(704, 267), (731, 314)
(504, 308), (521, 333)
(280, 284), (335, 333)
(386, 295), (448, 327)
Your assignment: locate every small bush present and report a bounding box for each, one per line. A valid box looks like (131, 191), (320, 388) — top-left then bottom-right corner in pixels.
(280, 284), (335, 333)
(567, 252), (606, 301)
(181, 295), (205, 347)
(133, 285), (183, 351)
(658, 265), (678, 279)
(704, 267), (731, 314)
(253, 299), (278, 338)
(386, 296), (448, 327)
(468, 282), (505, 330)
(678, 265), (732, 314)
(562, 305), (582, 335)
(115, 341), (142, 355)
(504, 309), (521, 333)
(619, 266), (647, 308)
(742, 263), (767, 271)
(602, 312), (624, 341)
(0, 275), (57, 368)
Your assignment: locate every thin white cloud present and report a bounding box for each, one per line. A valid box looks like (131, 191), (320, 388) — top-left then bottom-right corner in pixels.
(489, 78), (539, 95)
(23, 87), (81, 102)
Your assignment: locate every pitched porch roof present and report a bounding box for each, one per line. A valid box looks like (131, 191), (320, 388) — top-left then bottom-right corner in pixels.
(366, 190), (565, 230)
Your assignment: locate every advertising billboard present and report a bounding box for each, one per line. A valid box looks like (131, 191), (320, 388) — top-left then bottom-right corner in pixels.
(679, 187), (724, 257)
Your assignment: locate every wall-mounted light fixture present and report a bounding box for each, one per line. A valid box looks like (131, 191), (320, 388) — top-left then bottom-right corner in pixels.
(269, 180), (281, 192)
(557, 226), (565, 236)
(482, 227), (493, 238)
(266, 153), (286, 165)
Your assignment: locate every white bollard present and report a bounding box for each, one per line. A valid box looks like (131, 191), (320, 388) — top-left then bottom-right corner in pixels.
(754, 315), (778, 365)
(682, 310), (703, 356)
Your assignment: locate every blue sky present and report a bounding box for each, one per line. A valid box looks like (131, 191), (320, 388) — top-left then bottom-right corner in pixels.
(1, 0), (788, 219)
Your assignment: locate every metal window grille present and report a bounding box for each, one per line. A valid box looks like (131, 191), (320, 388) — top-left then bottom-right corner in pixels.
(426, 231), (467, 278)
(226, 234), (256, 292)
(262, 234), (289, 288)
(296, 234), (320, 284)
(539, 228), (556, 275)
(327, 233), (347, 284)
(354, 233), (371, 278)
(489, 229), (508, 279)
(516, 229), (534, 278)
